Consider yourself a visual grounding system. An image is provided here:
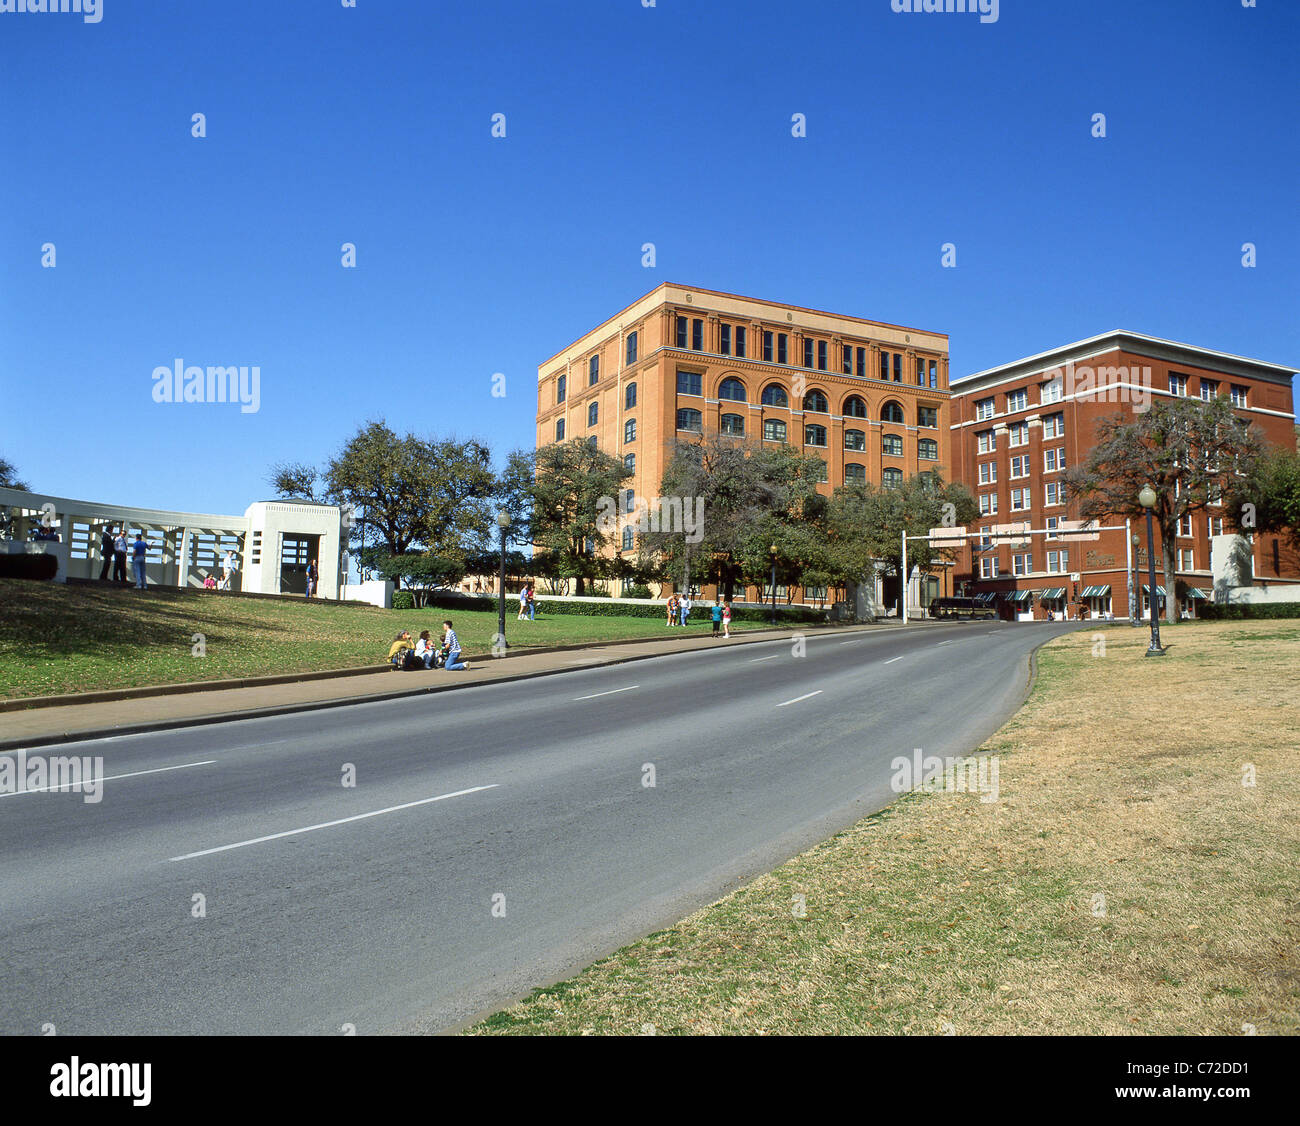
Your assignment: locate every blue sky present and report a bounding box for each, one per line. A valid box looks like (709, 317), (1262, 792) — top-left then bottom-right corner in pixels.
(2, 0), (1296, 516)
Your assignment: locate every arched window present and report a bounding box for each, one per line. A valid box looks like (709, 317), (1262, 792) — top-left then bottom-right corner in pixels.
(883, 434), (903, 457)
(588, 401), (599, 427)
(676, 408), (703, 433)
(844, 463), (867, 485)
(805, 424), (827, 447)
(844, 429), (866, 452)
(625, 382), (637, 409)
(918, 437), (938, 461)
(624, 418), (637, 443)
(718, 377), (747, 402)
(761, 383), (789, 407)
(622, 526), (634, 551)
(720, 413), (745, 436)
(623, 453), (635, 472)
(803, 390), (829, 413)
(881, 400), (905, 424)
(883, 467), (904, 490)
(843, 395), (868, 418)
(555, 419), (565, 441)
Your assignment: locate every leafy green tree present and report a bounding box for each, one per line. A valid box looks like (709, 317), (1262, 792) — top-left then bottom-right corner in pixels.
(0, 456), (30, 491)
(509, 440), (633, 594)
(375, 552), (468, 607)
(269, 421), (497, 584)
(1226, 444), (1300, 555)
(1064, 396), (1260, 622)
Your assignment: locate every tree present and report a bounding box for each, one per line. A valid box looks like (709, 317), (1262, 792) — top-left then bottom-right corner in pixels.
(638, 433), (827, 599)
(1064, 396), (1261, 623)
(375, 552), (468, 607)
(1226, 444), (1300, 555)
(510, 439), (633, 595)
(269, 421), (498, 585)
(0, 456), (30, 491)
(824, 473), (978, 602)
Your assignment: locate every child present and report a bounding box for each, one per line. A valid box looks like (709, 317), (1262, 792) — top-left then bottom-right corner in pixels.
(722, 601), (732, 639)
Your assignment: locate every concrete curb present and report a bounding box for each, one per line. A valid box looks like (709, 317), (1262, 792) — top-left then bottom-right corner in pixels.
(0, 623), (914, 753)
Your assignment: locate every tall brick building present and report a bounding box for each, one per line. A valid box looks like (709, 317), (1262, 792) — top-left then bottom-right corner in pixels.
(947, 331), (1299, 620)
(535, 283), (952, 605)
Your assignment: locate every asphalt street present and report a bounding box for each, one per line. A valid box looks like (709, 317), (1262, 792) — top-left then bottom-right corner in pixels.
(0, 620), (1082, 1034)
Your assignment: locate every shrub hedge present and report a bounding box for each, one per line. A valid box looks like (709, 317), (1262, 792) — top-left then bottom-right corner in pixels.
(1195, 602), (1300, 620)
(0, 553), (59, 581)
(401, 591), (824, 624)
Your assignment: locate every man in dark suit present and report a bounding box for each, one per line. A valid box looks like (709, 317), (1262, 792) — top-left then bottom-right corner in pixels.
(99, 527), (116, 580)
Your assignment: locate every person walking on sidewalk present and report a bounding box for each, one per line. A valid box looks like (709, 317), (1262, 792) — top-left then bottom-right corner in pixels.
(722, 600), (732, 639)
(711, 599), (722, 637)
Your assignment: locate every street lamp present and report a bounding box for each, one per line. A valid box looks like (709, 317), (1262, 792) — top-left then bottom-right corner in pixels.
(769, 544), (778, 628)
(1138, 486), (1164, 656)
(496, 511), (512, 651)
(1130, 531), (1140, 627)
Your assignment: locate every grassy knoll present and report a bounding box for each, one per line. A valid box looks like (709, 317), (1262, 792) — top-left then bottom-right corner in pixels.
(469, 620), (1300, 1035)
(0, 579), (759, 700)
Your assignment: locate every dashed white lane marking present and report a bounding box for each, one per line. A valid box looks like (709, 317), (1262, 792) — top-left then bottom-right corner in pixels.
(0, 759), (217, 797)
(573, 686), (640, 701)
(168, 785), (499, 862)
(883, 656), (905, 664)
(775, 690), (823, 708)
(749, 655), (780, 663)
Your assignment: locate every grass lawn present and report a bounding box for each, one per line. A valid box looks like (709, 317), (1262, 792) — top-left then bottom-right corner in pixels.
(0, 579), (762, 700)
(469, 619), (1300, 1036)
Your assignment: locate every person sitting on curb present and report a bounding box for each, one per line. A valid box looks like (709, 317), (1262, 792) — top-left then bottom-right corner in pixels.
(387, 630), (416, 670)
(414, 629), (441, 669)
(440, 620), (470, 670)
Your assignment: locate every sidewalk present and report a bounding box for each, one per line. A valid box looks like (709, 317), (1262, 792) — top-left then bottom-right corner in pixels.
(0, 621), (916, 751)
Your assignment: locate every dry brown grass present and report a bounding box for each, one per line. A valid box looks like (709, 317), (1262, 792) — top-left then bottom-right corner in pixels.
(470, 620), (1300, 1035)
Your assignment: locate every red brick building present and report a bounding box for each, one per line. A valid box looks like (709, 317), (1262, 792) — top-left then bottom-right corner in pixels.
(947, 331), (1299, 620)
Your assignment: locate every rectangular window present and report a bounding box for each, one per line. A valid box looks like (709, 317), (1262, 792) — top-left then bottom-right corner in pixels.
(918, 406), (938, 428)
(1207, 516), (1224, 537)
(803, 338), (814, 368)
(1169, 373), (1187, 397)
(979, 462), (996, 485)
(929, 360), (938, 388)
(692, 319), (703, 351)
(1045, 481), (1066, 506)
(1011, 487), (1031, 511)
(1013, 553), (1031, 577)
(980, 557), (999, 579)
(763, 419), (787, 442)
(556, 373), (566, 403)
(1007, 389), (1028, 413)
(1200, 379), (1219, 401)
(763, 331), (773, 362)
(843, 344), (853, 375)
(719, 324), (731, 355)
(1008, 422), (1028, 447)
(626, 332), (638, 365)
(676, 317), (688, 349)
(1041, 378), (1063, 404)
(735, 326), (746, 359)
(979, 493), (998, 516)
(1179, 548), (1195, 571)
(1042, 412), (1065, 439)
(589, 354), (600, 385)
(777, 334), (788, 365)
(1230, 384), (1248, 407)
(1047, 550), (1068, 574)
(1178, 515), (1194, 537)
(880, 351), (890, 381)
(975, 397), (995, 422)
(1010, 455), (1028, 479)
(818, 340), (827, 370)
(676, 369), (702, 396)
(857, 347), (867, 376)
(976, 429), (996, 454)
(893, 354), (902, 382)
(916, 358), (925, 385)
(624, 489), (635, 514)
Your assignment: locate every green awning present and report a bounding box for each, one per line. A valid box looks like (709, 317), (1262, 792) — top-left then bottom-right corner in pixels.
(1007, 589), (1034, 604)
(1187, 587), (1211, 600)
(1040, 588), (1066, 600)
(1142, 584), (1167, 596)
(1080, 585), (1111, 598)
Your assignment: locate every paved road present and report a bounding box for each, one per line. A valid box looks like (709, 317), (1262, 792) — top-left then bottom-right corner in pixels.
(0, 620), (1080, 1034)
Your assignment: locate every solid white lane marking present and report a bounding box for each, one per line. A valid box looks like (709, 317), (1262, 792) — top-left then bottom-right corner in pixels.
(936, 640), (954, 646)
(883, 656), (905, 664)
(0, 759), (217, 797)
(839, 638), (870, 645)
(167, 785), (499, 862)
(749, 654), (780, 663)
(776, 690), (823, 708)
(573, 685), (640, 701)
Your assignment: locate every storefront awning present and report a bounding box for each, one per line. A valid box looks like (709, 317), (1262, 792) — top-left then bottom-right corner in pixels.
(1142, 584), (1167, 596)
(1007, 589), (1034, 604)
(1080, 585), (1111, 598)
(1040, 588), (1066, 601)
(1186, 587), (1211, 600)
(974, 592), (997, 604)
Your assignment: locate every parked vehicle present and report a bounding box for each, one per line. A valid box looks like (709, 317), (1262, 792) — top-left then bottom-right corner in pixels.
(928, 596), (997, 621)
